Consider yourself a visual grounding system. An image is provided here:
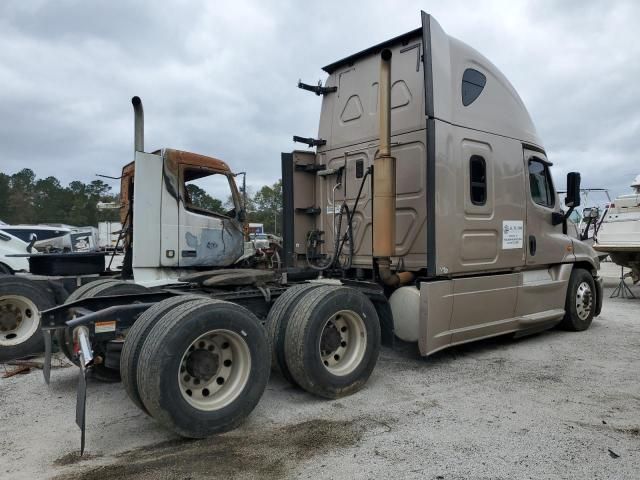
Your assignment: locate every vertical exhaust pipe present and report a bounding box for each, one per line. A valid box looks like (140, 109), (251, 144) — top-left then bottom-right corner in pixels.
(132, 96), (144, 153)
(373, 49), (413, 287)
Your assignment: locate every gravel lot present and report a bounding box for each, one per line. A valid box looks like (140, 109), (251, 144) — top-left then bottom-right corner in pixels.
(1, 262), (638, 480)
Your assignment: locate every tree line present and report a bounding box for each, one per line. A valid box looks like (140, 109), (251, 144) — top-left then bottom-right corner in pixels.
(0, 168), (283, 234)
(0, 169), (120, 226)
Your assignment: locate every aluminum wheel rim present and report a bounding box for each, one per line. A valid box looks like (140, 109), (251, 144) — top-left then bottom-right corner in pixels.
(319, 310), (366, 376)
(0, 295), (39, 347)
(575, 281), (593, 321)
(178, 329), (251, 411)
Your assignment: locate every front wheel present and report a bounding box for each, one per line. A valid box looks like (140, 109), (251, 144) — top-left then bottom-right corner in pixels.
(559, 268), (596, 331)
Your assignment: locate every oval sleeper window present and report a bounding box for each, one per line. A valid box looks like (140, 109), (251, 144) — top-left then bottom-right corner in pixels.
(461, 68), (486, 106)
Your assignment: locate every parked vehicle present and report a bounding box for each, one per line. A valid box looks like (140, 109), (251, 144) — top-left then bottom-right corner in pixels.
(0, 224), (71, 251)
(0, 230), (30, 275)
(98, 222), (123, 251)
(38, 11), (601, 454)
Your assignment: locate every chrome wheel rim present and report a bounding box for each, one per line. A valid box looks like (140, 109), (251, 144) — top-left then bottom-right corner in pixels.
(0, 295), (39, 347)
(319, 310), (366, 376)
(178, 329), (251, 411)
(575, 281), (593, 321)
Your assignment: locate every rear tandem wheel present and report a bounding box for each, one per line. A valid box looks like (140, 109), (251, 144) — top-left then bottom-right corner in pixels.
(136, 298), (270, 438)
(283, 285), (381, 399)
(120, 294), (208, 413)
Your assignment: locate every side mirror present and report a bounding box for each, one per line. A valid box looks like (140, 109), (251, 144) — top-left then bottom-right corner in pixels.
(27, 233), (38, 253)
(237, 209), (247, 223)
(582, 207), (592, 218)
(564, 172), (581, 208)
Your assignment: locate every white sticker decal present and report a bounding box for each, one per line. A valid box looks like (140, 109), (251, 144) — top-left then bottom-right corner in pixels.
(502, 220), (524, 249)
(326, 205), (341, 214)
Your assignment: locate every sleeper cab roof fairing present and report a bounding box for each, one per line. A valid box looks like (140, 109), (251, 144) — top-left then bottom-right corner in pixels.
(321, 12), (545, 150)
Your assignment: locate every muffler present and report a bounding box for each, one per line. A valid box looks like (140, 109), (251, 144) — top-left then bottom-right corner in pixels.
(373, 49), (413, 287)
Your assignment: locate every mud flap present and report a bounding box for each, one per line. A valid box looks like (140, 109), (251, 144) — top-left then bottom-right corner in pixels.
(75, 327), (93, 455)
(595, 276), (604, 316)
(43, 330), (52, 385)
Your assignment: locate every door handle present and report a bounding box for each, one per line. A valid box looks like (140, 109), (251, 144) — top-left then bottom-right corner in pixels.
(529, 235), (537, 256)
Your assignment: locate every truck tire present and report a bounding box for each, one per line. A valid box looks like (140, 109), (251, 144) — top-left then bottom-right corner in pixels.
(64, 278), (120, 304)
(0, 276), (55, 361)
(56, 278), (122, 363)
(136, 299), (270, 438)
(284, 285), (381, 399)
(265, 283), (321, 385)
(121, 295), (205, 413)
(56, 280), (148, 369)
(558, 268), (596, 332)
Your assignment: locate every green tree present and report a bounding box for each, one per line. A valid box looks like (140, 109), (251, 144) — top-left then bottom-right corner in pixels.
(0, 173), (10, 222)
(33, 176), (66, 224)
(186, 184), (225, 215)
(7, 169), (36, 224)
(249, 180), (282, 234)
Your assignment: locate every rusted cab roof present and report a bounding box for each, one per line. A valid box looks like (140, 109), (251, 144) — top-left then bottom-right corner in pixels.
(161, 148), (232, 173)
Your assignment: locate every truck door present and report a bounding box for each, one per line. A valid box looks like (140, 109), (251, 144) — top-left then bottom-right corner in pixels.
(177, 165), (244, 267)
(523, 149), (571, 266)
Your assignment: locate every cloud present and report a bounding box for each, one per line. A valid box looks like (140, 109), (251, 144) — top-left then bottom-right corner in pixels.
(0, 0), (638, 199)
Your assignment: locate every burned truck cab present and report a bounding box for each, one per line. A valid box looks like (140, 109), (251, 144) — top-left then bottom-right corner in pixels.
(283, 12), (602, 355)
(120, 98), (245, 285)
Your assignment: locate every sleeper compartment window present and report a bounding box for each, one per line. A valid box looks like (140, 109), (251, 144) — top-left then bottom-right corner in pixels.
(461, 68), (486, 106)
(470, 155), (487, 205)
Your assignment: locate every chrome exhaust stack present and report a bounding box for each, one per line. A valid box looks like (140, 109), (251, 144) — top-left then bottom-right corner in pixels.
(132, 96), (144, 153)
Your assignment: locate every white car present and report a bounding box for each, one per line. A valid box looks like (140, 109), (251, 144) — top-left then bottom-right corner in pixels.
(0, 231), (30, 274)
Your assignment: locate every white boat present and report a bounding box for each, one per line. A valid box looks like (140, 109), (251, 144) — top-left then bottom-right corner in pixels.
(594, 175), (640, 283)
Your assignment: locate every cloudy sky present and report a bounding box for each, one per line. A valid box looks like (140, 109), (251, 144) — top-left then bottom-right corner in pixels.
(0, 0), (638, 201)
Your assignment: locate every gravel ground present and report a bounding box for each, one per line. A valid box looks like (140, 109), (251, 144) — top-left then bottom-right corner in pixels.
(0, 262), (638, 480)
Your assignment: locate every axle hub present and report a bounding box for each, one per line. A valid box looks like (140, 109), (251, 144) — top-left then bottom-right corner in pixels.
(186, 349), (220, 382)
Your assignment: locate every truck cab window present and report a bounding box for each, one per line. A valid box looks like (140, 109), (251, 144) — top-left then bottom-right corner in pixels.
(183, 168), (233, 217)
(528, 159), (555, 207)
(469, 155), (487, 205)
(462, 68), (487, 106)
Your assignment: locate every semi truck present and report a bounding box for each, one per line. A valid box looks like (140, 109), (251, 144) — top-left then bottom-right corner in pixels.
(38, 11), (602, 453)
